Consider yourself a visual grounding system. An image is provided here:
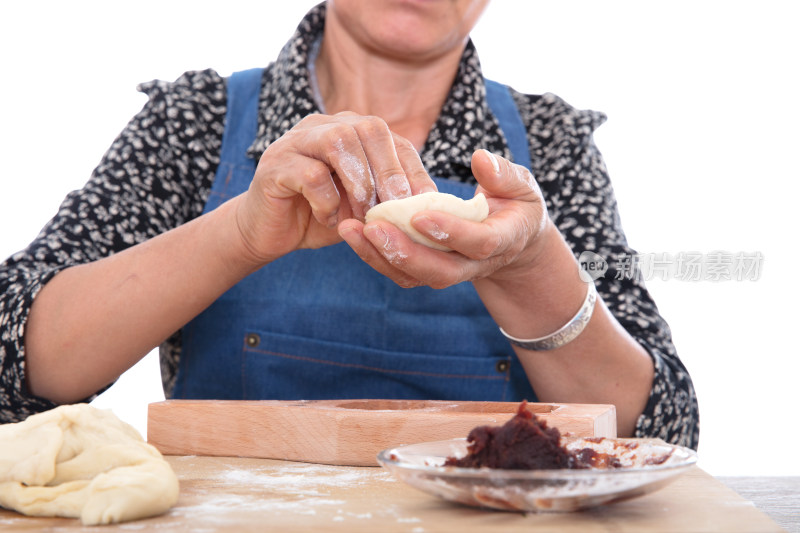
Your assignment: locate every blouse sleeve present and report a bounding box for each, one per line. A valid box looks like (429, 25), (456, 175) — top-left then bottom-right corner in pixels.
(514, 91), (700, 449)
(0, 69), (227, 423)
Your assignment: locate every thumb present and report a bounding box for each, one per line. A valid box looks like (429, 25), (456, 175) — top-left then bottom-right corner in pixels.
(471, 149), (541, 201)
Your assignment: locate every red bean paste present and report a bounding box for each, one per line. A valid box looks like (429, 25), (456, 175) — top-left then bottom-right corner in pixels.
(444, 400), (620, 470)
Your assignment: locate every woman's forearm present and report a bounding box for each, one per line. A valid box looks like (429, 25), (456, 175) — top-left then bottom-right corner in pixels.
(24, 197), (257, 404)
(474, 223), (654, 437)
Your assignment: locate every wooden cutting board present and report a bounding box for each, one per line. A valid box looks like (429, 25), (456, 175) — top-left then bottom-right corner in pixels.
(147, 399), (616, 466)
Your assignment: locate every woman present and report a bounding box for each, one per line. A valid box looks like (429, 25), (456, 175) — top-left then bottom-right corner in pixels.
(0, 1), (698, 447)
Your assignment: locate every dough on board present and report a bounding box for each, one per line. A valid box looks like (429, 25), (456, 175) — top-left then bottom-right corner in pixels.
(0, 404), (179, 525)
(365, 191), (489, 251)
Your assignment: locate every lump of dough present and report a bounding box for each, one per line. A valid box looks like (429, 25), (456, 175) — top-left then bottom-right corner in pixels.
(0, 404), (179, 525)
(365, 191), (489, 251)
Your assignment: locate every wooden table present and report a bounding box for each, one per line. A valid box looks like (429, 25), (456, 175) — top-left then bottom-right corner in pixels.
(0, 456), (788, 532)
(719, 477), (799, 533)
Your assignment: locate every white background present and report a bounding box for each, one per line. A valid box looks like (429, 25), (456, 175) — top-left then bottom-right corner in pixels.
(1, 1), (798, 476)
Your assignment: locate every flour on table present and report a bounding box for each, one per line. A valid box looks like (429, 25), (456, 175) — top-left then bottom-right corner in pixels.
(365, 191), (489, 251)
(169, 461), (387, 522)
(0, 404), (179, 525)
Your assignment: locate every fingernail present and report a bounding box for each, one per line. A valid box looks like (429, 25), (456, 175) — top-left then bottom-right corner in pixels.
(338, 224), (358, 245)
(365, 224), (407, 263)
(384, 174), (412, 201)
(364, 224), (388, 247)
(415, 215), (449, 241)
(484, 150), (500, 175)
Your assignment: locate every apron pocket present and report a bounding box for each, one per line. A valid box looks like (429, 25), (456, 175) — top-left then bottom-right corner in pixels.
(242, 329), (512, 401)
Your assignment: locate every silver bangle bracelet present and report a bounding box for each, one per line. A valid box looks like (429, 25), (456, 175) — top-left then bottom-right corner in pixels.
(499, 282), (598, 351)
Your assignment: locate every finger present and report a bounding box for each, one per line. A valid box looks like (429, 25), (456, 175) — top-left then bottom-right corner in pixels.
(307, 122), (378, 220)
(349, 117), (414, 203)
(338, 220), (424, 288)
(294, 115), (434, 214)
(360, 219), (477, 289)
(411, 206), (530, 261)
(391, 133), (437, 196)
(472, 149), (541, 201)
(257, 147), (344, 227)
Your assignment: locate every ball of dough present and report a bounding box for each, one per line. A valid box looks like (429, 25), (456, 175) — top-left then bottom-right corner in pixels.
(365, 191), (489, 251)
(0, 404), (179, 525)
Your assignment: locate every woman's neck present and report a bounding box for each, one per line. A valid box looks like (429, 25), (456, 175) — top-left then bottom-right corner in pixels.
(314, 23), (465, 151)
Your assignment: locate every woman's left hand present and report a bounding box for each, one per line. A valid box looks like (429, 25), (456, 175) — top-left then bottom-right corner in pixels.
(338, 149), (554, 288)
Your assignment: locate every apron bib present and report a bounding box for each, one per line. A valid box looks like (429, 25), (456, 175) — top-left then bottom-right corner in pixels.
(173, 69), (536, 402)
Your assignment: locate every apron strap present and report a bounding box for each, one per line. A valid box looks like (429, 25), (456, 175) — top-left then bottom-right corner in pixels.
(204, 68), (262, 210)
(484, 79), (532, 171)
(218, 68), (262, 168)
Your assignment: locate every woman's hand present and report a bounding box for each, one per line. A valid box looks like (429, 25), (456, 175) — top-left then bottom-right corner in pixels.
(233, 112), (435, 265)
(338, 149), (552, 288)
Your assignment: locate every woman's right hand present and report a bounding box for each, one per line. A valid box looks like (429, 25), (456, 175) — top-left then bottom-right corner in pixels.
(233, 112), (435, 265)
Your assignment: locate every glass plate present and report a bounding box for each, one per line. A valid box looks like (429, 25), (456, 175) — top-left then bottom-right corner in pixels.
(377, 437), (697, 512)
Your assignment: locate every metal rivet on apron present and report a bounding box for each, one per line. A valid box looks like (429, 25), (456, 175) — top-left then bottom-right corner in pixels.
(495, 360), (510, 373)
(245, 333), (261, 348)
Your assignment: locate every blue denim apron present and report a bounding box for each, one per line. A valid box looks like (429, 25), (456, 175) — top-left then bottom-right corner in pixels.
(172, 69), (537, 402)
